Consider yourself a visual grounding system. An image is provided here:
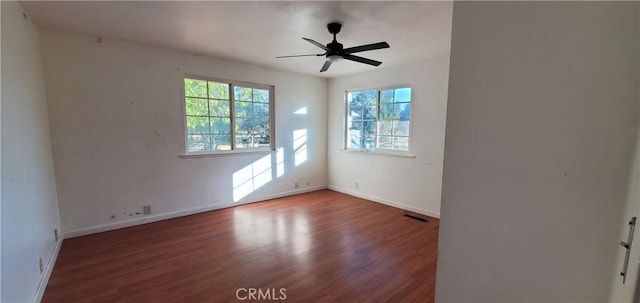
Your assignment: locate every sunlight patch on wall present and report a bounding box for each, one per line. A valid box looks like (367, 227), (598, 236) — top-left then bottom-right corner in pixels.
(294, 107), (307, 115)
(293, 129), (307, 166)
(232, 154), (273, 202)
(276, 147), (285, 177)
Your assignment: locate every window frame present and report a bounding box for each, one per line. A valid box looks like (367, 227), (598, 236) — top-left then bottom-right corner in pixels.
(182, 75), (275, 156)
(343, 84), (413, 156)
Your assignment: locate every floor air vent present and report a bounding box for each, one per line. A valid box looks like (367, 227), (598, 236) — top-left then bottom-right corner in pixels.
(404, 214), (428, 223)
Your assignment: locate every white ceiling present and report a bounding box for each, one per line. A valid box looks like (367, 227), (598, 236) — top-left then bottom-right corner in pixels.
(21, 1), (453, 78)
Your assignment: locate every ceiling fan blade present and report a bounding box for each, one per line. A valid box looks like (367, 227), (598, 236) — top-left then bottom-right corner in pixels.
(276, 54), (324, 58)
(303, 38), (330, 51)
(343, 42), (390, 54)
(342, 54), (382, 66)
(319, 60), (332, 72)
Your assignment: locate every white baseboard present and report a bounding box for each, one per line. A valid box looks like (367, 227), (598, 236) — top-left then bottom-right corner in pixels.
(327, 185), (440, 219)
(64, 185), (327, 239)
(32, 232), (65, 303)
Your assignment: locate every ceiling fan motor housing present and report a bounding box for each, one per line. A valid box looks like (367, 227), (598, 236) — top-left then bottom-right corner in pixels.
(326, 23), (344, 56)
(326, 42), (344, 56)
(327, 22), (342, 35)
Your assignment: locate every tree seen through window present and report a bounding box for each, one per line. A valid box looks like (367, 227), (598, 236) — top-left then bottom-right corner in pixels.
(184, 77), (273, 153)
(347, 87), (411, 151)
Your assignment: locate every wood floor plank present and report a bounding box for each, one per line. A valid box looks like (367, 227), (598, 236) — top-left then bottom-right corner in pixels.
(42, 190), (439, 302)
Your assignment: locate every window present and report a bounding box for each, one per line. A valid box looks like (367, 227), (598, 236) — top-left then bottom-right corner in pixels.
(346, 87), (411, 152)
(184, 76), (274, 154)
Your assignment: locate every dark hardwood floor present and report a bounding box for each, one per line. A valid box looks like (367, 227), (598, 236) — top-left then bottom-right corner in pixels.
(43, 190), (439, 302)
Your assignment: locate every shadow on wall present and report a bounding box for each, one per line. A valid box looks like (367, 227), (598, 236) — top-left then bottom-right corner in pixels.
(232, 107), (308, 202)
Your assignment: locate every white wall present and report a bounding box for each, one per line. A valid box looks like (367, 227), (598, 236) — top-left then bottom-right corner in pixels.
(609, 6), (640, 300)
(609, 120), (640, 302)
(38, 29), (327, 236)
(1, 2), (63, 302)
(326, 54), (450, 218)
(436, 2), (639, 302)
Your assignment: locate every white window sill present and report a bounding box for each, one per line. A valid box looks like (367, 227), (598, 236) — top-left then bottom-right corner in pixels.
(179, 149), (274, 158)
(340, 149), (416, 159)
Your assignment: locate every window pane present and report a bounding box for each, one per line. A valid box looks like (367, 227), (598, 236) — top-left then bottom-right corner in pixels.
(254, 103), (269, 118)
(393, 137), (409, 151)
(349, 120), (363, 131)
(211, 118), (230, 134)
(208, 81), (229, 99)
(394, 120), (410, 136)
(362, 120), (376, 137)
(235, 117), (249, 133)
(234, 86), (252, 101)
(235, 117), (263, 149)
(364, 106), (377, 120)
(348, 121), (363, 148)
(258, 118), (270, 134)
(348, 90), (376, 107)
(187, 135), (200, 151)
(186, 116), (209, 134)
(235, 101), (252, 117)
(185, 98), (208, 116)
(364, 133), (376, 149)
(209, 100), (230, 117)
(187, 134), (211, 152)
(206, 135), (217, 151)
(184, 78), (207, 98)
(235, 119), (250, 148)
(253, 89), (269, 103)
(235, 140), (247, 149)
(395, 87), (411, 102)
(395, 103), (411, 120)
(213, 134), (231, 151)
(253, 119), (271, 147)
(255, 129), (270, 147)
(348, 132), (362, 149)
(377, 136), (393, 149)
(381, 89), (394, 103)
(378, 120), (393, 136)
(349, 106), (362, 119)
(235, 126), (266, 149)
(379, 104), (395, 120)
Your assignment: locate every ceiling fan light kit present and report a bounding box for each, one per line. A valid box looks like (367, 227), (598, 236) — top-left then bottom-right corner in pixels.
(327, 55), (343, 62)
(276, 22), (390, 73)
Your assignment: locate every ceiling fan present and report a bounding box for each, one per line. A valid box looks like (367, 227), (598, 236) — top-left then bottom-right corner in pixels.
(276, 22), (390, 73)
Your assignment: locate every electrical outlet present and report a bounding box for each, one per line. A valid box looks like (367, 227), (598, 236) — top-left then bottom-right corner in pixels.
(39, 258), (44, 274)
(54, 229), (59, 242)
(355, 182), (359, 189)
(143, 205), (151, 215)
(294, 182), (299, 189)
